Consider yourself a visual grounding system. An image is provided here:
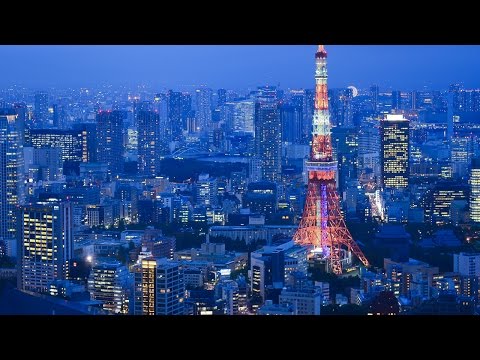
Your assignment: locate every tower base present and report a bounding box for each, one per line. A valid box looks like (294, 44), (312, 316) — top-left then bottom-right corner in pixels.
(307, 248), (353, 274)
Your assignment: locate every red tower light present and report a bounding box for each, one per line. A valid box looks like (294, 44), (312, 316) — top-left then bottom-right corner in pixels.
(293, 45), (369, 274)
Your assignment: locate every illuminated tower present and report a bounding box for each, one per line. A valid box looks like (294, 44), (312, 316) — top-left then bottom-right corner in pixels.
(293, 46), (369, 275)
(471, 158), (480, 223)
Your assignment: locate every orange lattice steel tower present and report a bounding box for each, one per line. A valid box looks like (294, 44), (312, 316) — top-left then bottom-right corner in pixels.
(293, 45), (369, 274)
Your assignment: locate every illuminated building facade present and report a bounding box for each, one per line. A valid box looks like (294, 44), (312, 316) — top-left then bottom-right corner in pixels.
(133, 258), (185, 315)
(428, 184), (468, 225)
(250, 247), (285, 304)
(72, 123), (97, 163)
(18, 202), (72, 293)
(219, 279), (240, 315)
(96, 110), (124, 175)
(0, 109), (24, 249)
(451, 136), (473, 179)
(137, 110), (161, 177)
(243, 181), (277, 219)
(195, 88), (213, 132)
(28, 129), (86, 164)
(470, 158), (480, 223)
(88, 259), (129, 314)
(233, 100), (254, 135)
(380, 114), (409, 189)
(195, 173), (218, 206)
(34, 91), (49, 123)
(255, 99), (282, 183)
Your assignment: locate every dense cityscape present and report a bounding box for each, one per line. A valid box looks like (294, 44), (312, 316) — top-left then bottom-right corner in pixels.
(1, 45), (480, 316)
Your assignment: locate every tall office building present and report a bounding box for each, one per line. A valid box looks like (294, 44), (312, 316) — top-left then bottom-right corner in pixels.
(233, 100), (255, 135)
(380, 114), (409, 189)
(18, 202), (73, 293)
(153, 93), (169, 143)
(217, 89), (227, 107)
(195, 88), (212, 132)
(133, 258), (185, 315)
(72, 123), (97, 163)
(451, 136), (473, 179)
(167, 91), (183, 142)
(280, 104), (303, 144)
(195, 173), (218, 206)
(96, 110), (124, 174)
(88, 259), (129, 314)
(358, 118), (381, 181)
(137, 110), (161, 177)
(329, 88), (353, 127)
(28, 129), (87, 163)
(370, 84), (379, 112)
(0, 109), (24, 250)
(290, 90), (308, 142)
(13, 103), (27, 144)
(410, 91), (418, 110)
(34, 91), (49, 124)
(255, 101), (282, 182)
(470, 158), (480, 223)
(426, 183), (468, 225)
(250, 246), (285, 304)
(391, 90), (402, 110)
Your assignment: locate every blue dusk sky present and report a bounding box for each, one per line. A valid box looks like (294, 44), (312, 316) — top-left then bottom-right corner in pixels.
(0, 45), (479, 91)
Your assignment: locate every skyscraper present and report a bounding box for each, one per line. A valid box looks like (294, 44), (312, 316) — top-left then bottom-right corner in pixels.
(153, 93), (169, 143)
(329, 88), (353, 127)
(96, 110), (124, 175)
(18, 202), (73, 293)
(280, 104), (303, 144)
(217, 89), (227, 107)
(233, 100), (254, 135)
(137, 110), (161, 177)
(470, 158), (480, 223)
(72, 123), (97, 163)
(0, 109), (24, 251)
(255, 100), (282, 183)
(380, 114), (409, 189)
(195, 88), (213, 132)
(391, 90), (402, 110)
(358, 118), (381, 182)
(133, 258), (185, 315)
(34, 91), (49, 124)
(370, 84), (379, 112)
(28, 129), (86, 163)
(88, 259), (129, 314)
(167, 91), (183, 142)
